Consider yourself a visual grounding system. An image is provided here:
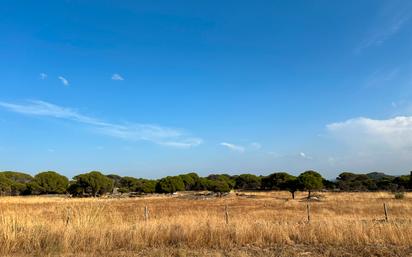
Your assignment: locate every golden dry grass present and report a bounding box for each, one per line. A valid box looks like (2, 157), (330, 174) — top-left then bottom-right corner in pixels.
(0, 191), (411, 256)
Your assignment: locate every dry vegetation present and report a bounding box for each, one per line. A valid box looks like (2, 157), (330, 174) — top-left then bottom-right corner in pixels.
(0, 191), (411, 257)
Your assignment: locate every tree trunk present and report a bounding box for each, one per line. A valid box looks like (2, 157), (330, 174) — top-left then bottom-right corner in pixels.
(308, 190), (311, 198)
(291, 191), (295, 199)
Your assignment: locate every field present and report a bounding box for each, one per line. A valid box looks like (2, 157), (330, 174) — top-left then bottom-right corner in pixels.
(0, 191), (411, 257)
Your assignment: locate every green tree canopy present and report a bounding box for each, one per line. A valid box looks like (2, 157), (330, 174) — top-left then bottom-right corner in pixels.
(155, 176), (185, 193)
(0, 172), (31, 195)
(207, 174), (236, 189)
(409, 171), (412, 189)
(0, 174), (13, 195)
(261, 172), (295, 190)
(298, 170), (323, 197)
(235, 174), (261, 190)
(179, 172), (200, 190)
(207, 179), (230, 193)
(336, 172), (376, 191)
(34, 171), (69, 194)
(119, 176), (139, 192)
(0, 171), (33, 183)
(262, 172), (299, 199)
(107, 174), (122, 187)
(69, 171), (114, 196)
(134, 179), (157, 193)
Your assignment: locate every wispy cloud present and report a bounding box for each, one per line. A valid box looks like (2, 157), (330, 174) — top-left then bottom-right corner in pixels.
(299, 152), (312, 160)
(0, 100), (202, 148)
(364, 68), (399, 88)
(58, 76), (69, 86)
(220, 142), (245, 153)
(356, 3), (412, 53)
(111, 74), (124, 81)
(40, 73), (48, 80)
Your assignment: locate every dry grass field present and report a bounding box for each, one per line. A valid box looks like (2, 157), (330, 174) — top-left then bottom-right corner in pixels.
(0, 191), (411, 257)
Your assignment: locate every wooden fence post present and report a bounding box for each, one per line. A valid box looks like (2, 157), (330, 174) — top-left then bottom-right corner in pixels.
(65, 207), (71, 226)
(307, 202), (311, 223)
(144, 205), (149, 221)
(224, 205), (229, 225)
(383, 203), (388, 222)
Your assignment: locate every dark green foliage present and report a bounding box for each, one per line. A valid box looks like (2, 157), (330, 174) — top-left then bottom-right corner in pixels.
(336, 172), (373, 191)
(67, 182), (83, 196)
(394, 191), (405, 199)
(322, 179), (337, 190)
(336, 172), (402, 191)
(207, 174), (236, 189)
(69, 171), (114, 196)
(0, 171), (33, 183)
(366, 172), (394, 181)
(298, 170), (323, 197)
(155, 176), (185, 193)
(261, 172), (295, 190)
(107, 174), (122, 187)
(393, 175), (410, 190)
(179, 172), (200, 190)
(207, 179), (230, 193)
(376, 178), (398, 191)
(117, 176), (157, 194)
(409, 171), (412, 189)
(284, 177), (300, 199)
(1, 169), (412, 197)
(34, 171), (69, 194)
(135, 179), (157, 193)
(192, 177), (210, 190)
(25, 181), (43, 195)
(235, 174), (261, 190)
(261, 172), (299, 198)
(11, 182), (27, 196)
(0, 175), (13, 195)
(0, 172), (31, 195)
(119, 176), (139, 190)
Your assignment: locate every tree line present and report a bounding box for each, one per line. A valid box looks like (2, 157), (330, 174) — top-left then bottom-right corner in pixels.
(0, 170), (411, 197)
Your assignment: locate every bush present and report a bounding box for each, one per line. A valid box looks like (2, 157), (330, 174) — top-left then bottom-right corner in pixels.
(394, 191), (405, 199)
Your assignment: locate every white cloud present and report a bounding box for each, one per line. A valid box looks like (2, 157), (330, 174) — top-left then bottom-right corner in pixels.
(58, 76), (69, 86)
(220, 142), (245, 153)
(356, 3), (412, 53)
(0, 100), (202, 148)
(40, 73), (48, 80)
(299, 152), (312, 160)
(327, 116), (412, 151)
(111, 74), (124, 81)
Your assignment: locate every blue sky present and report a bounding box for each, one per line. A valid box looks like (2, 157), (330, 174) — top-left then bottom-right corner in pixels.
(1, 0), (412, 179)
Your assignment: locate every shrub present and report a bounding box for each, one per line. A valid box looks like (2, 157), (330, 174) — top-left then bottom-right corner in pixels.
(394, 191), (405, 199)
